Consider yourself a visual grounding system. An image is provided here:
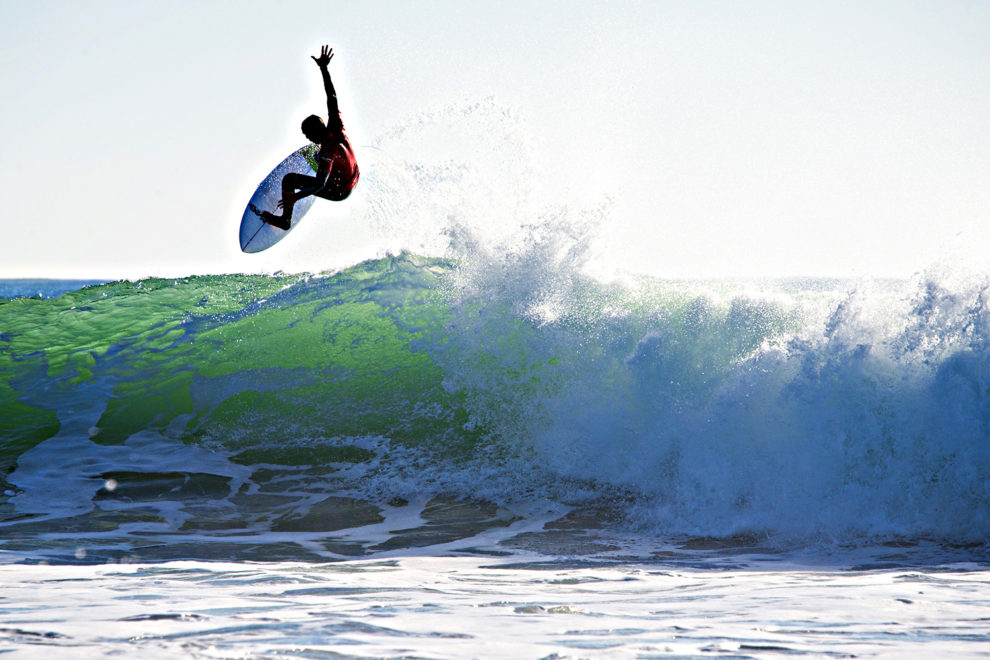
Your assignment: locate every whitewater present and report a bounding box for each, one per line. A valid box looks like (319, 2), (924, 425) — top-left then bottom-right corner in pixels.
(1, 101), (989, 657)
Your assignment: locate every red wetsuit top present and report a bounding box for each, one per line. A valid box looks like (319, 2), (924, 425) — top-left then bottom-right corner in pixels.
(316, 136), (359, 201)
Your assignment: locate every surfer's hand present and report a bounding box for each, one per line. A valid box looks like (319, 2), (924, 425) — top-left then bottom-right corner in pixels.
(312, 45), (333, 68)
(277, 195), (292, 209)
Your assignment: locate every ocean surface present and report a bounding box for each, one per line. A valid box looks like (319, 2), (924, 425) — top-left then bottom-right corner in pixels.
(0, 279), (108, 300)
(2, 255), (989, 657)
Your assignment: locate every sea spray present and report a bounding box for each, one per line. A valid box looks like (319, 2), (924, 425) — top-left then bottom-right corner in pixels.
(446, 243), (990, 542)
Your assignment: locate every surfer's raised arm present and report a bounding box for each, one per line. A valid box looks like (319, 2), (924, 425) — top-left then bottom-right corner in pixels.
(312, 45), (343, 135)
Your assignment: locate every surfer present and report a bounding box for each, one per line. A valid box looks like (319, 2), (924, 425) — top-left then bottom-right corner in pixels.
(252, 45), (360, 230)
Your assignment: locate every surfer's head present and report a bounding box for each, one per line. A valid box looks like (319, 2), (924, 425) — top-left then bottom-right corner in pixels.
(301, 115), (326, 143)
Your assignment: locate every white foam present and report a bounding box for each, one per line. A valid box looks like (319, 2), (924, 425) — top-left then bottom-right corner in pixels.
(1, 557), (987, 657)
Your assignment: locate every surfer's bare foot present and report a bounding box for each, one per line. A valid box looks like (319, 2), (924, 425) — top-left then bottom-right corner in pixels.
(260, 211), (291, 231)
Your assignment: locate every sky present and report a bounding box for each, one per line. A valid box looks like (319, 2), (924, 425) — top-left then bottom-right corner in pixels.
(1, 0), (988, 280)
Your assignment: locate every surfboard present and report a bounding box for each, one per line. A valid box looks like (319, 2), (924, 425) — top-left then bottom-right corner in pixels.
(239, 145), (320, 253)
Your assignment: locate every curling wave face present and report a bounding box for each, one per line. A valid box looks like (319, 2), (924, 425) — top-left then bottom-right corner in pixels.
(2, 248), (989, 560)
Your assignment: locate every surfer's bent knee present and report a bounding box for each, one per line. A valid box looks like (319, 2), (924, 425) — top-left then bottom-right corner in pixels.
(316, 187), (351, 202)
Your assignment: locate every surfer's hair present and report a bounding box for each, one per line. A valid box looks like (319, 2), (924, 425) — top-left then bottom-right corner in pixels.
(301, 115), (326, 139)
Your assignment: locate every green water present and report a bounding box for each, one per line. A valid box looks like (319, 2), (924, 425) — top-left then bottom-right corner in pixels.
(0, 255), (481, 490)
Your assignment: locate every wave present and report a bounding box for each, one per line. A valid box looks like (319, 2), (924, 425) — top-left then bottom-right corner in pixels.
(2, 248), (989, 547)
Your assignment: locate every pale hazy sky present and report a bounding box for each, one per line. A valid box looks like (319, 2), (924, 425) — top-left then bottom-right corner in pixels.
(1, 0), (988, 279)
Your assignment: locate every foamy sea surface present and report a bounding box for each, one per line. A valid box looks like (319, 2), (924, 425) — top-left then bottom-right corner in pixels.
(3, 551), (990, 658)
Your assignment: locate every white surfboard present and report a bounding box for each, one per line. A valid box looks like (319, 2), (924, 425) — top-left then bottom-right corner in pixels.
(239, 145), (320, 253)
